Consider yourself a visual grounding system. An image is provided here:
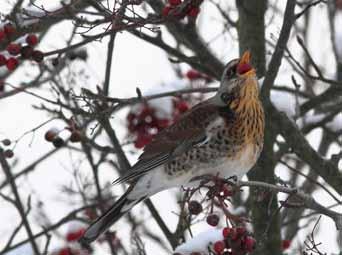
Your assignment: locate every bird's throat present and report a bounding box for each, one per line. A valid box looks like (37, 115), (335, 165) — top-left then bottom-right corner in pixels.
(229, 77), (260, 114)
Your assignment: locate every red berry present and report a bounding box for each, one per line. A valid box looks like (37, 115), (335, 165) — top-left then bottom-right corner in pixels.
(58, 247), (71, 255)
(243, 236), (256, 252)
(229, 228), (238, 240)
(2, 139), (11, 146)
(0, 30), (5, 41)
(66, 228), (85, 242)
(139, 107), (154, 120)
(282, 240), (291, 250)
(237, 63), (252, 75)
(4, 24), (15, 36)
(45, 128), (59, 142)
(236, 227), (246, 237)
(168, 0), (181, 6)
(127, 112), (136, 122)
(207, 214), (220, 226)
(221, 184), (234, 197)
(70, 130), (82, 143)
(188, 200), (202, 215)
(32, 50), (44, 62)
(26, 34), (38, 46)
(176, 101), (189, 113)
(162, 5), (173, 16)
(52, 137), (64, 148)
(222, 227), (232, 238)
(6, 57), (19, 71)
(0, 54), (7, 66)
(157, 119), (169, 129)
(186, 70), (202, 80)
(84, 208), (97, 220)
(213, 240), (225, 254)
(134, 133), (152, 148)
(187, 7), (200, 17)
(21, 46), (34, 59)
(4, 149), (14, 158)
(7, 43), (21, 55)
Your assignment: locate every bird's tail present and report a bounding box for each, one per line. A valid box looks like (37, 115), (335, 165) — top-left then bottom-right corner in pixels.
(80, 185), (145, 244)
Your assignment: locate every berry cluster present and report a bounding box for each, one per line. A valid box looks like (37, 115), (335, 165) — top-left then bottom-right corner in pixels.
(211, 227), (256, 255)
(0, 23), (43, 72)
(1, 138), (13, 158)
(181, 177), (256, 254)
(45, 119), (83, 148)
(127, 105), (170, 148)
(187, 177), (237, 214)
(162, 0), (201, 19)
(172, 99), (189, 120)
(126, 99), (189, 149)
(51, 226), (94, 255)
(175, 227), (256, 255)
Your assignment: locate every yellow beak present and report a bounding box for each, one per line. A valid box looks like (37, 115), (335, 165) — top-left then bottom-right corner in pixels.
(239, 50), (251, 66)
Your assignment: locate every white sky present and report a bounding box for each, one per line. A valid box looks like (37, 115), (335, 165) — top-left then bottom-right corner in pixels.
(0, 1), (341, 254)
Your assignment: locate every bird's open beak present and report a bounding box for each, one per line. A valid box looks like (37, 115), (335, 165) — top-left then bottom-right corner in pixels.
(237, 51), (255, 77)
(239, 50), (251, 66)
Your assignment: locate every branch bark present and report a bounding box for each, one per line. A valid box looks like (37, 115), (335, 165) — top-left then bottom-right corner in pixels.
(238, 181), (342, 230)
(261, 0), (296, 98)
(0, 149), (40, 255)
(268, 102), (342, 195)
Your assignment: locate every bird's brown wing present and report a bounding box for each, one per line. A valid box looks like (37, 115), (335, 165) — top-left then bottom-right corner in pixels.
(113, 101), (222, 184)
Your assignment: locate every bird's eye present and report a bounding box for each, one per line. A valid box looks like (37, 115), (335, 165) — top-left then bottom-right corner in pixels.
(221, 92), (232, 104)
(226, 65), (237, 79)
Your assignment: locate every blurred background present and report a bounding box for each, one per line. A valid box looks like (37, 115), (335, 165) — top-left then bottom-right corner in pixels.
(0, 0), (341, 254)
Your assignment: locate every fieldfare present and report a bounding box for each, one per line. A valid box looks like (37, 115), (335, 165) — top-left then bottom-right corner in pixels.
(81, 51), (265, 243)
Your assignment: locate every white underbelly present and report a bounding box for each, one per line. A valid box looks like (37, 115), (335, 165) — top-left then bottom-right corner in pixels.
(128, 144), (260, 200)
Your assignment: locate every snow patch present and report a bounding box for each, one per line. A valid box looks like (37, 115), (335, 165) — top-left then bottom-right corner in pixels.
(66, 220), (87, 233)
(270, 89), (341, 133)
(139, 79), (188, 118)
(270, 89), (296, 118)
(174, 228), (223, 255)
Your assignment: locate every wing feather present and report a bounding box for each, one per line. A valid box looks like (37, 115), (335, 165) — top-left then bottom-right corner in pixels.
(113, 101), (223, 184)
(112, 154), (170, 184)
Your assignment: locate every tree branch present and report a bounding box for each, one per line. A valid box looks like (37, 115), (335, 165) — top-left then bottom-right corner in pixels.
(238, 180), (342, 230)
(268, 102), (342, 194)
(261, 0), (296, 98)
(0, 149), (40, 254)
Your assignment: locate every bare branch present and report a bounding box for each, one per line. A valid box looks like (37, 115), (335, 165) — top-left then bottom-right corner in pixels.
(0, 149), (40, 254)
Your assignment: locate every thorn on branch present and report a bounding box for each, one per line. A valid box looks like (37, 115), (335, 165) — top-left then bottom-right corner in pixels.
(136, 87), (142, 99)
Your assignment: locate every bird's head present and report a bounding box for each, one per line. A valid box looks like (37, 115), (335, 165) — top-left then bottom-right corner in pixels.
(213, 51), (258, 106)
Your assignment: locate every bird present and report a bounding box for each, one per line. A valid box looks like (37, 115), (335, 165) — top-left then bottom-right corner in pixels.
(81, 51), (265, 243)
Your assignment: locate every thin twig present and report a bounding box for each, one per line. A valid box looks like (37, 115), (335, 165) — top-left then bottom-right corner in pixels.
(0, 149), (40, 254)
(261, 0), (296, 98)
